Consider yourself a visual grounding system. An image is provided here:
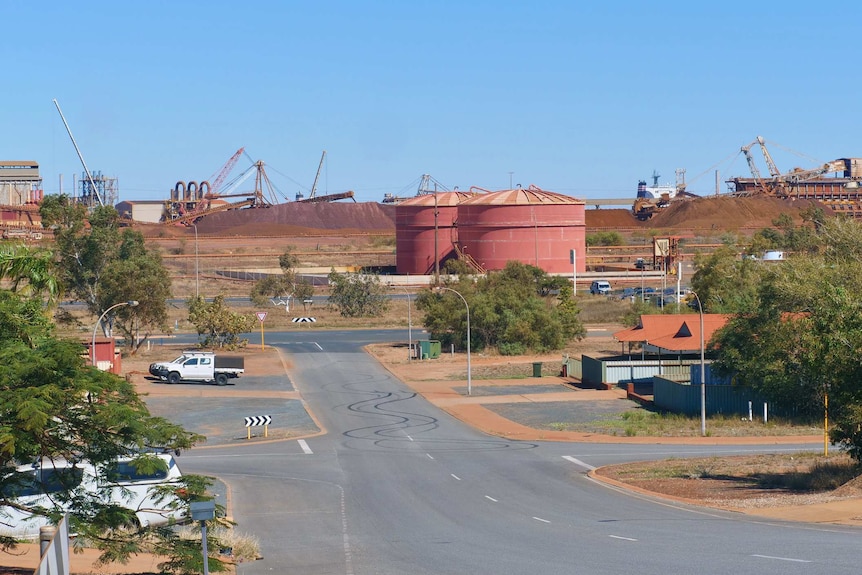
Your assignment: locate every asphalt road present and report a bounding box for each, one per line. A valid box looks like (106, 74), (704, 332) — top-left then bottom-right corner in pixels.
(178, 330), (860, 575)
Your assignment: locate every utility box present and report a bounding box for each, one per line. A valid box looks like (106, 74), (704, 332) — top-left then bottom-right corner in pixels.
(418, 340), (441, 359)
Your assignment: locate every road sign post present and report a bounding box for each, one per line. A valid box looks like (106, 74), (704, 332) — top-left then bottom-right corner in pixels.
(244, 415), (272, 439)
(256, 311), (267, 350)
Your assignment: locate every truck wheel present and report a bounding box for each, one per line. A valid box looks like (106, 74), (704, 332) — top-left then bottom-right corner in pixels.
(215, 373), (228, 386)
(167, 372), (181, 384)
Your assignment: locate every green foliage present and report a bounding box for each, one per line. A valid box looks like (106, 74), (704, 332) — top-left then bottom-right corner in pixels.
(187, 295), (255, 348)
(748, 212), (818, 254)
(585, 231), (624, 246)
(0, 289), (205, 560)
(250, 248), (314, 307)
(690, 246), (764, 313)
(39, 195), (171, 352)
(709, 217), (862, 460)
(327, 270), (389, 317)
(442, 258), (472, 275)
(0, 244), (61, 304)
(416, 261), (585, 354)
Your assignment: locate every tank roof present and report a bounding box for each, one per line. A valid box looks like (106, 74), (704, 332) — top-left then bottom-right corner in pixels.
(397, 191), (475, 207)
(460, 186), (583, 206)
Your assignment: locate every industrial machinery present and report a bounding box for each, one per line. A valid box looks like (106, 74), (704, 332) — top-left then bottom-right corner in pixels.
(728, 136), (862, 216)
(295, 150), (355, 203)
(632, 169), (696, 220)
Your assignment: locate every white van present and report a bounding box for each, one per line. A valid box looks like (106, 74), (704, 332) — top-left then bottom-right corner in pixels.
(1, 452), (185, 539)
(590, 280), (611, 295)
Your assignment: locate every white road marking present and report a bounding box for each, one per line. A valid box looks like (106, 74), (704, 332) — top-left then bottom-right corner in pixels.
(752, 554), (811, 563)
(297, 439), (313, 454)
(609, 535), (638, 542)
(426, 453), (434, 460)
(563, 456), (596, 470)
(532, 517), (551, 524)
(406, 434), (413, 441)
(451, 474), (461, 481)
(314, 342), (323, 350)
(485, 495), (498, 502)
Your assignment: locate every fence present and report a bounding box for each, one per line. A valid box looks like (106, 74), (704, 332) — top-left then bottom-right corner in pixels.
(653, 376), (796, 418)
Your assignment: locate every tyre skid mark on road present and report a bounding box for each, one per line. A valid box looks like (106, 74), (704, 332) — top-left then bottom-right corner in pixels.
(342, 389), (536, 451)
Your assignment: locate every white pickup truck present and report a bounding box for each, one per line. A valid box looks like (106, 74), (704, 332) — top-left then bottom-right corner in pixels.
(149, 351), (244, 385)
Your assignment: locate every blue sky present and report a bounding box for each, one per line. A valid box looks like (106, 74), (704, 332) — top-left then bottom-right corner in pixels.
(3, 1), (860, 204)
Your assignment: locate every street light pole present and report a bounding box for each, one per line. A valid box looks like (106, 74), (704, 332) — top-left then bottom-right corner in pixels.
(436, 286), (471, 396)
(389, 282), (413, 361)
(192, 223), (199, 298)
(91, 300), (139, 367)
(691, 291), (706, 436)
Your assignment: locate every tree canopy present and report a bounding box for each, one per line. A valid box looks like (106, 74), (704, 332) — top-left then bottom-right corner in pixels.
(708, 216), (862, 458)
(327, 270), (389, 317)
(0, 287), (207, 565)
(416, 262), (585, 355)
(187, 295), (255, 348)
(40, 195), (172, 352)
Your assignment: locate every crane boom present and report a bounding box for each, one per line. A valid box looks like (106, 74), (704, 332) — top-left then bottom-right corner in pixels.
(756, 136), (781, 177)
(741, 142), (764, 186)
(52, 98), (104, 206)
(208, 147), (245, 196)
(309, 150), (326, 200)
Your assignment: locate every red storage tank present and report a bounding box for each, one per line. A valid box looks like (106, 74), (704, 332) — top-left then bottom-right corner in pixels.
(396, 191), (474, 274)
(456, 186), (586, 273)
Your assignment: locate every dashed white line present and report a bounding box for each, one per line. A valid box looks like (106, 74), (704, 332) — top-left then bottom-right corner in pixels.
(451, 474), (461, 481)
(562, 456), (596, 470)
(532, 517), (551, 524)
(426, 453), (434, 460)
(752, 554), (811, 563)
(485, 495), (498, 502)
(406, 434), (413, 441)
(313, 342), (323, 351)
(609, 535), (638, 542)
(297, 439), (313, 454)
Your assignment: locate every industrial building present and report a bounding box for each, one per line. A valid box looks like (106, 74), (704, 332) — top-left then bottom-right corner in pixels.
(395, 186), (586, 275)
(0, 161), (43, 206)
(116, 200), (169, 224)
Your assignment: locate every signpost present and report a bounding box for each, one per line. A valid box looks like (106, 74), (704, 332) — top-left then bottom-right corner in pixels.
(244, 415), (272, 439)
(256, 311), (267, 350)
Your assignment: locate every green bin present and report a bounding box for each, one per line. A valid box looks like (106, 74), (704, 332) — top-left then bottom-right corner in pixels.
(419, 340), (441, 359)
(532, 362), (543, 377)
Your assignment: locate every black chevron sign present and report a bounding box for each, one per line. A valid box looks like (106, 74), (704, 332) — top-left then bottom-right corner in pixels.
(292, 317), (317, 323)
(244, 415), (272, 427)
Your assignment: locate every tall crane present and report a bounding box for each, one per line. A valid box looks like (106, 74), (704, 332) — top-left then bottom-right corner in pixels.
(297, 151), (327, 201)
(756, 136), (781, 178)
(207, 147), (245, 197)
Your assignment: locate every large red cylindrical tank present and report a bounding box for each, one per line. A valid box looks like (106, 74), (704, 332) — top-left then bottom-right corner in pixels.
(457, 187), (586, 273)
(396, 191), (474, 274)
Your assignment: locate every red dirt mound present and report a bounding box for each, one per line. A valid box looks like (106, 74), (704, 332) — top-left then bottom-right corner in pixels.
(197, 201), (396, 235)
(650, 196), (827, 229)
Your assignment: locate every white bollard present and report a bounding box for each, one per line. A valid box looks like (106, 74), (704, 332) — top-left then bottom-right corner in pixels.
(748, 401), (753, 422)
(763, 402), (768, 424)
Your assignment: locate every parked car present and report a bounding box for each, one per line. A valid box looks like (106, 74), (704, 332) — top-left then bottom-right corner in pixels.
(618, 287), (637, 300)
(1, 452), (185, 539)
(634, 287), (656, 299)
(590, 280), (612, 295)
(149, 351), (244, 385)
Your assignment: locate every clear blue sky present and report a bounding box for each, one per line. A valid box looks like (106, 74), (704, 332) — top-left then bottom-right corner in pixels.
(3, 1), (860, 203)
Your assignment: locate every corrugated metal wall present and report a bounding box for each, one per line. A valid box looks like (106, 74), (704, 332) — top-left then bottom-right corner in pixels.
(581, 355), (708, 387)
(653, 376), (796, 417)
